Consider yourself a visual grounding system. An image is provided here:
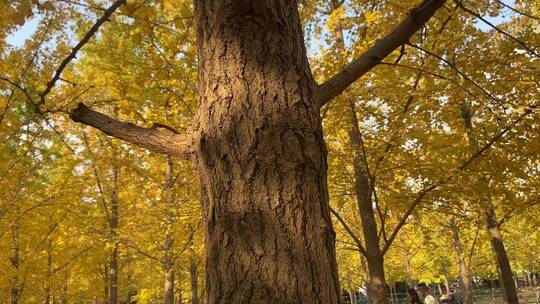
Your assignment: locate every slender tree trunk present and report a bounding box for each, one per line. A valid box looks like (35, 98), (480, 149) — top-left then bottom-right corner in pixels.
(326, 6), (388, 302)
(189, 258), (199, 304)
(165, 267), (175, 304)
(59, 280), (68, 304)
(444, 277), (450, 295)
(45, 240), (53, 304)
(390, 284), (396, 304)
(485, 200), (519, 304)
(178, 288), (184, 304)
(193, 1), (340, 303)
(460, 103), (519, 304)
(109, 244), (118, 304)
(101, 265), (109, 303)
(327, 4), (387, 301)
(109, 170), (119, 304)
(405, 250), (414, 288)
(10, 225), (20, 304)
(525, 272), (531, 288)
(164, 156), (175, 304)
(450, 219), (474, 304)
(349, 101), (388, 304)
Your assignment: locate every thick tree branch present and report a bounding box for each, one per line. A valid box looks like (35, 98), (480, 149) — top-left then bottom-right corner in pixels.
(381, 102), (538, 255)
(317, 0), (446, 106)
(70, 103), (193, 159)
(43, 0), (195, 159)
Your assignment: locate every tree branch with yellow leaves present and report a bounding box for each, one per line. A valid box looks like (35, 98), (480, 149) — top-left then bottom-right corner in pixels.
(381, 102), (538, 255)
(317, 0), (447, 106)
(32, 0), (196, 159)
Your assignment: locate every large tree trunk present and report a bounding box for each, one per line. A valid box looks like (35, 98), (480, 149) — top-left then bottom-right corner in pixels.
(485, 199), (519, 304)
(193, 1), (340, 303)
(449, 219), (473, 304)
(349, 102), (388, 304)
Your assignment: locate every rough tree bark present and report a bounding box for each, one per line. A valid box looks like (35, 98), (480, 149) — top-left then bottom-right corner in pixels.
(192, 1), (340, 302)
(460, 103), (519, 304)
(449, 218), (474, 304)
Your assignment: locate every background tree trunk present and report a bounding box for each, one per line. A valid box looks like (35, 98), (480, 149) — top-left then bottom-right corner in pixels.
(327, 4), (386, 301)
(460, 103), (519, 304)
(444, 277), (450, 295)
(450, 219), (474, 304)
(485, 200), (519, 304)
(109, 245), (118, 304)
(108, 170), (119, 304)
(9, 225), (20, 304)
(349, 102), (388, 304)
(45, 240), (53, 304)
(193, 1), (340, 303)
(190, 258), (199, 304)
(164, 156), (175, 304)
(165, 268), (175, 304)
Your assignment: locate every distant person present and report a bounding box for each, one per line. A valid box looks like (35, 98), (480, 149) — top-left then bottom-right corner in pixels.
(356, 291), (368, 304)
(408, 288), (423, 304)
(447, 291), (462, 304)
(418, 283), (437, 304)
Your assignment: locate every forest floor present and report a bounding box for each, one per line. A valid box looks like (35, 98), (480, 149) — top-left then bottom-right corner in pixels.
(474, 289), (540, 303)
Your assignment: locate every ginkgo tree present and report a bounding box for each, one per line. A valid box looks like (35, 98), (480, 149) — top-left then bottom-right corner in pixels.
(309, 0), (538, 303)
(1, 0), (538, 303)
